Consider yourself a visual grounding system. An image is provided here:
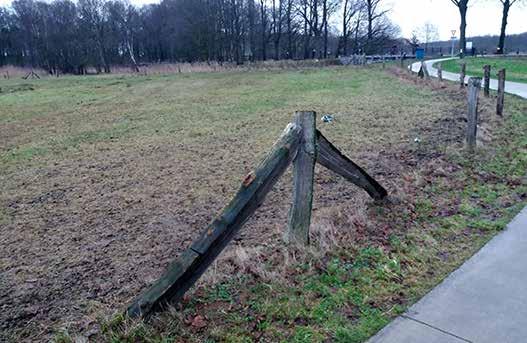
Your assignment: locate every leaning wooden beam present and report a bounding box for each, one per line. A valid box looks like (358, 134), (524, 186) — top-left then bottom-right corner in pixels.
(286, 111), (317, 245)
(127, 123), (302, 318)
(316, 130), (387, 201)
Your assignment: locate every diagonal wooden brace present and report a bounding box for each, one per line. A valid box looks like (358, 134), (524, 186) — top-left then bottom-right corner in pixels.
(316, 130), (387, 201)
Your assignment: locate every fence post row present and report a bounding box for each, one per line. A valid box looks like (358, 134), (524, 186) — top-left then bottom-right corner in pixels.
(497, 69), (506, 116)
(460, 63), (466, 88)
(483, 65), (491, 97)
(126, 112), (388, 318)
(466, 77), (481, 151)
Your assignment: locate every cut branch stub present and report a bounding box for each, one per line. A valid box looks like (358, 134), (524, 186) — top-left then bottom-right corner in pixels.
(316, 130), (387, 201)
(286, 111), (317, 245)
(127, 123), (302, 318)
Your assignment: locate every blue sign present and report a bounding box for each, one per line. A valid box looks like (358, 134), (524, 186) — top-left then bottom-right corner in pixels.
(416, 48), (425, 60)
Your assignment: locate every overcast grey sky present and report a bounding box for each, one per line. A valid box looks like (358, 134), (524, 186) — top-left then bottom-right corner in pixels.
(0, 0), (525, 41)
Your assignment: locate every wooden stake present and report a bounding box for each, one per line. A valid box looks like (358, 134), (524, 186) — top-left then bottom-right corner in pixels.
(287, 111), (317, 245)
(497, 69), (506, 116)
(460, 63), (466, 88)
(466, 77), (481, 151)
(483, 65), (491, 97)
(422, 61), (430, 80)
(437, 63), (443, 82)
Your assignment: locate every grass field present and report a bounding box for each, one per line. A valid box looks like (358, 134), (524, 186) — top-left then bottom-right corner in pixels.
(441, 56), (527, 84)
(1, 66), (526, 343)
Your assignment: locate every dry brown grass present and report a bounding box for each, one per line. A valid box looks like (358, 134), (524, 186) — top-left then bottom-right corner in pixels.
(0, 65), (49, 79)
(109, 59), (342, 76)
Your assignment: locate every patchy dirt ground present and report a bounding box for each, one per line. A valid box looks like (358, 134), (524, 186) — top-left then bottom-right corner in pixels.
(1, 66), (525, 342)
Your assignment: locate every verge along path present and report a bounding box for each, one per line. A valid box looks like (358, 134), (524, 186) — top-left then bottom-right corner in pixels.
(368, 207), (527, 342)
(410, 57), (527, 98)
(369, 59), (527, 343)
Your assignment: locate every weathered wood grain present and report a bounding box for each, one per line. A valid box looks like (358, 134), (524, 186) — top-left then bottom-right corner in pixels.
(316, 130), (387, 201)
(466, 77), (481, 151)
(286, 111), (317, 245)
(497, 69), (506, 116)
(127, 123), (302, 317)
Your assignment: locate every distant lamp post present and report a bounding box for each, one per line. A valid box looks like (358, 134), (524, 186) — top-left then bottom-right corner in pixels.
(451, 30), (457, 57)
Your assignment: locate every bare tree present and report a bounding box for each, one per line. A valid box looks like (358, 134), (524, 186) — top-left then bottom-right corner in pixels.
(449, 0), (469, 58)
(416, 22), (439, 52)
(497, 0), (523, 54)
(360, 0), (389, 54)
(271, 0), (284, 59)
(341, 0), (362, 56)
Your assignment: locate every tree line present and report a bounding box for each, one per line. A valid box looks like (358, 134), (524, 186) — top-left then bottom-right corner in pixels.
(0, 0), (399, 74)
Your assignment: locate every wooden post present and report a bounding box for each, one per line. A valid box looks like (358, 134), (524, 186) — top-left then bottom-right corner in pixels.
(497, 69), (506, 116)
(418, 62), (424, 79)
(466, 77), (481, 151)
(422, 61), (430, 79)
(127, 123), (301, 317)
(287, 111), (317, 245)
(382, 55), (386, 69)
(483, 65), (491, 97)
(437, 63), (443, 82)
(400, 55), (404, 69)
(460, 63), (466, 88)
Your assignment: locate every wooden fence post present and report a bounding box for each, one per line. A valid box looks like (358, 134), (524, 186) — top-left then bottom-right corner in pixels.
(483, 65), (491, 97)
(286, 111), (317, 245)
(422, 61), (430, 79)
(466, 77), (481, 151)
(382, 55), (386, 69)
(460, 63), (466, 88)
(497, 69), (506, 116)
(418, 62), (424, 79)
(437, 63), (443, 82)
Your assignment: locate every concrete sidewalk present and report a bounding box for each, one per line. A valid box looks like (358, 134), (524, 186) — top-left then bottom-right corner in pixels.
(410, 58), (527, 98)
(368, 207), (527, 342)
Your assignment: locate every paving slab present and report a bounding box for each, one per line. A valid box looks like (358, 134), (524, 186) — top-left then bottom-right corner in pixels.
(369, 207), (527, 343)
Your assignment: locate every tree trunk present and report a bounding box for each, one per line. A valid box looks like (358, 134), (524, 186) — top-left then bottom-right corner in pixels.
(498, 0), (510, 55)
(458, 2), (467, 59)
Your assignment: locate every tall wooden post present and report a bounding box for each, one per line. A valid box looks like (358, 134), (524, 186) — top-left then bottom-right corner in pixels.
(460, 63), (466, 88)
(422, 61), (430, 80)
(497, 69), (506, 116)
(437, 63), (443, 82)
(467, 77), (481, 151)
(483, 65), (491, 97)
(287, 111), (317, 245)
(382, 55), (386, 69)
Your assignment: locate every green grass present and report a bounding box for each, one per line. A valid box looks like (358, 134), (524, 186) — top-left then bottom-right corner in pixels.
(440, 57), (527, 83)
(1, 66), (526, 342)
